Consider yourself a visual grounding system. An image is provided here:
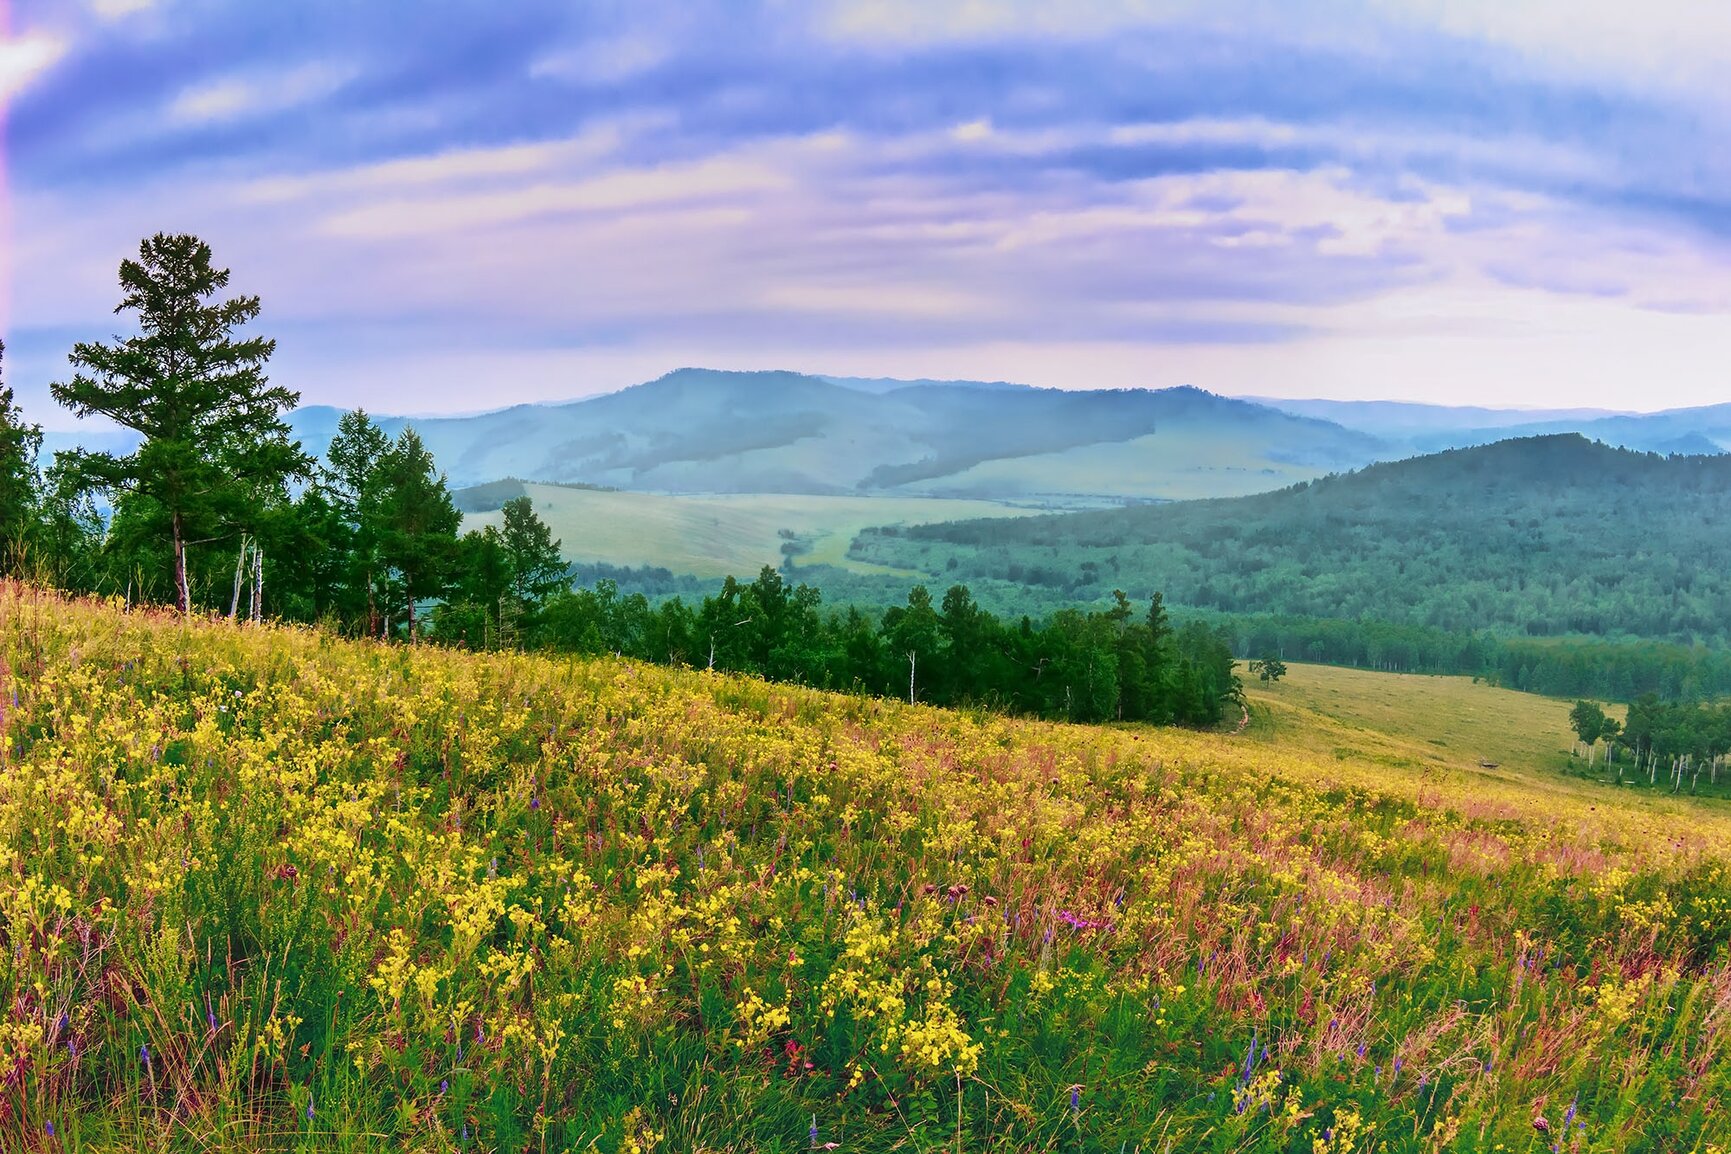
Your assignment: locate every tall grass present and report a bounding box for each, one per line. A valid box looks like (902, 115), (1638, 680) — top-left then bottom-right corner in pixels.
(2, 581), (1729, 1151)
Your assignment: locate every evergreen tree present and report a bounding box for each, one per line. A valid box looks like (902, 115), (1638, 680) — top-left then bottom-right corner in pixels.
(49, 234), (308, 611)
(499, 496), (567, 607)
(0, 341), (44, 574)
(323, 410), (392, 634)
(376, 428), (460, 641)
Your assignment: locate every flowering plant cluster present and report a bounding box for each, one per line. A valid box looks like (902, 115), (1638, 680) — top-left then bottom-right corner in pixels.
(1, 582), (1729, 1150)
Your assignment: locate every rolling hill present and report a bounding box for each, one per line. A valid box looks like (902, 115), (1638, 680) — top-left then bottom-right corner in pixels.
(287, 369), (1389, 498)
(849, 434), (1731, 644)
(42, 372), (1725, 514)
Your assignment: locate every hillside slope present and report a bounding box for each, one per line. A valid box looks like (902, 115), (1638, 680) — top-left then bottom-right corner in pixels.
(853, 434), (1731, 643)
(5, 584), (1731, 1149)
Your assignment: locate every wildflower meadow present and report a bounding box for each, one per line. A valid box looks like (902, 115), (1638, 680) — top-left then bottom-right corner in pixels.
(2, 581), (1729, 1152)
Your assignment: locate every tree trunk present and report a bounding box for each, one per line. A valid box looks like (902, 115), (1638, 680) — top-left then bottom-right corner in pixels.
(407, 589), (418, 644)
(908, 649), (916, 705)
(172, 511), (191, 614)
(229, 536), (248, 620)
(366, 567), (378, 639)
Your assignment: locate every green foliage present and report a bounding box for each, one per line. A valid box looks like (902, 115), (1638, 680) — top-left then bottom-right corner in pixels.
(855, 435), (1731, 646)
(48, 233), (310, 611)
(525, 571), (1239, 727)
(1621, 695), (1731, 791)
(1249, 654), (1287, 682)
(0, 340), (44, 575)
(375, 429), (462, 641)
(499, 495), (565, 607)
(1569, 699), (1608, 745)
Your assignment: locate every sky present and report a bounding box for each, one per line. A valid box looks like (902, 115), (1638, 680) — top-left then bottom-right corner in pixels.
(2, 0), (1730, 427)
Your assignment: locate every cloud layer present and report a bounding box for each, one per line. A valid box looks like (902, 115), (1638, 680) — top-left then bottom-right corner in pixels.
(4, 0), (1730, 425)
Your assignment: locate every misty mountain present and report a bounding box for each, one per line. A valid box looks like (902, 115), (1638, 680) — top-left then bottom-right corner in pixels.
(1245, 396), (1731, 456)
(282, 369), (1389, 499)
(44, 369), (1722, 506)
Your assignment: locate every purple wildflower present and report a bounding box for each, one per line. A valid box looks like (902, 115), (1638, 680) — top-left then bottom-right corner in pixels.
(45, 1122), (54, 1137)
(307, 1098), (315, 1121)
(141, 1042), (151, 1067)
(529, 796), (540, 810)
(809, 1115), (819, 1146)
(440, 1079), (449, 1095)
(1070, 1085), (1081, 1114)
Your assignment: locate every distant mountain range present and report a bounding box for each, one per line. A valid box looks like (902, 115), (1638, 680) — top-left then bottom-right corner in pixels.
(38, 368), (1726, 504)
(1243, 396), (1731, 457)
(293, 369), (1388, 500)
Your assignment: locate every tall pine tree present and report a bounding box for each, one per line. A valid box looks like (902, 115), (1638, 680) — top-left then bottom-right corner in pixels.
(376, 428), (460, 642)
(50, 234), (309, 612)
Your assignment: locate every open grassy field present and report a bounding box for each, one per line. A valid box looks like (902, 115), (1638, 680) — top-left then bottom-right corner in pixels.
(930, 429), (1325, 502)
(1246, 661), (1597, 775)
(461, 485), (1046, 578)
(4, 583), (1731, 1151)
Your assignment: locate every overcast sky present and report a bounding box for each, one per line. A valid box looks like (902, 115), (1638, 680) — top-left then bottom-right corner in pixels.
(3, 1), (1729, 426)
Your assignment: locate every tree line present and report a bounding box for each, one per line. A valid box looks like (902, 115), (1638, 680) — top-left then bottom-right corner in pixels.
(1570, 697), (1731, 794)
(0, 233), (1243, 728)
(538, 574), (1241, 725)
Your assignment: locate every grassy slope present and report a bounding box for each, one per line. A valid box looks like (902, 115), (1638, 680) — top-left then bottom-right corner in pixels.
(926, 429), (1321, 502)
(4, 585), (1731, 1151)
(462, 484), (1041, 578)
(1243, 662), (1678, 799)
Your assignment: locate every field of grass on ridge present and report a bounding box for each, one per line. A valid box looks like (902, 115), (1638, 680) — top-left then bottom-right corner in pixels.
(3, 582), (1731, 1151)
(460, 486), (1047, 578)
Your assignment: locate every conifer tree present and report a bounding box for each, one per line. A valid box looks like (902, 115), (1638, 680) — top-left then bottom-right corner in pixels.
(376, 428), (460, 641)
(0, 341), (44, 574)
(499, 495), (566, 606)
(50, 234), (308, 611)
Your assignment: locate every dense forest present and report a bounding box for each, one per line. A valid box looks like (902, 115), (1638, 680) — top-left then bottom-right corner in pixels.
(854, 435), (1731, 643)
(571, 563), (1731, 702)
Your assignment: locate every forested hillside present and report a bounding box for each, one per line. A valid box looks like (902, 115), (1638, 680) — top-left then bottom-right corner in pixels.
(854, 435), (1731, 644)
